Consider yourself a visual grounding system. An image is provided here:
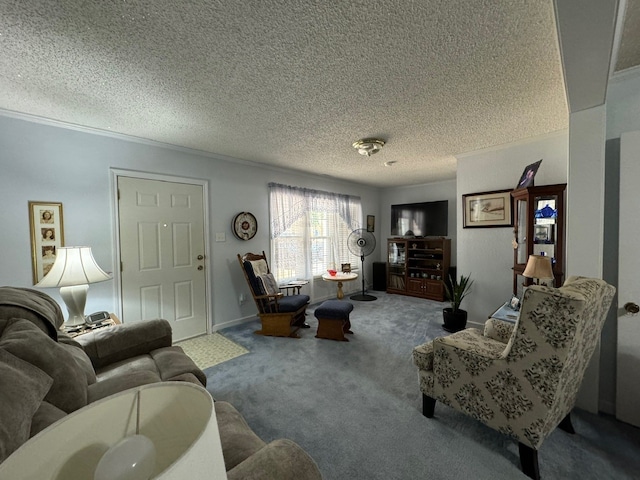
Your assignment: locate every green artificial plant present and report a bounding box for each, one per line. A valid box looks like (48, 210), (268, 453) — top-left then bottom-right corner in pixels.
(444, 273), (474, 313)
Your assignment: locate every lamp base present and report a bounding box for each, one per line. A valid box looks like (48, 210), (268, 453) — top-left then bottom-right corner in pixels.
(60, 284), (89, 326)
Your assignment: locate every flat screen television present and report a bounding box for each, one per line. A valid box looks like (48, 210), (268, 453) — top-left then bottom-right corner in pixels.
(390, 200), (448, 237)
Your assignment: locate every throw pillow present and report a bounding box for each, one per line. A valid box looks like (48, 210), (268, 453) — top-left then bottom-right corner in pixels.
(258, 273), (280, 295)
(0, 349), (53, 463)
(0, 318), (88, 413)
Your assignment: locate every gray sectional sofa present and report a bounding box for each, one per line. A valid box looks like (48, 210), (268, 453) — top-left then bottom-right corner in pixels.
(0, 287), (322, 479)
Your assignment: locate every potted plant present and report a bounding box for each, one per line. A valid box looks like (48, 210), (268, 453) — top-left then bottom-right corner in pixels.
(443, 273), (474, 332)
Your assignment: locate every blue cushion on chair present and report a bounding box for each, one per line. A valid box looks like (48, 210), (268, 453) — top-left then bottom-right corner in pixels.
(243, 260), (264, 295)
(314, 300), (354, 319)
(273, 295), (310, 313)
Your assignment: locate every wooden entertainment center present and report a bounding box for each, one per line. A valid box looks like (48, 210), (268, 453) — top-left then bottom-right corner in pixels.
(386, 237), (451, 301)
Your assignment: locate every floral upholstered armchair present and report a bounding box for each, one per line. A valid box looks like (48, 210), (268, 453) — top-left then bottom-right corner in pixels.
(412, 276), (615, 480)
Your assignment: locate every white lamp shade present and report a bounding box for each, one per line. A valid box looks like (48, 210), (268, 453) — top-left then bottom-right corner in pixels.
(522, 254), (554, 280)
(36, 246), (112, 287)
(0, 383), (228, 480)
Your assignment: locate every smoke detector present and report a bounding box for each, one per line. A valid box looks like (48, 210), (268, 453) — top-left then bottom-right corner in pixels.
(352, 138), (385, 157)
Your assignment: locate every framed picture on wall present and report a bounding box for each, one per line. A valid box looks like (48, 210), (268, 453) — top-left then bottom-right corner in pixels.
(462, 189), (513, 228)
(366, 215), (375, 232)
(29, 201), (64, 284)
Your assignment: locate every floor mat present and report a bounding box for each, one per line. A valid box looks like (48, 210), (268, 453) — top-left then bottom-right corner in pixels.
(176, 332), (249, 369)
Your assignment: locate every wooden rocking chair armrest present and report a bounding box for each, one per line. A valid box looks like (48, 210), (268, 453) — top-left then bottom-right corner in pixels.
(255, 293), (284, 301)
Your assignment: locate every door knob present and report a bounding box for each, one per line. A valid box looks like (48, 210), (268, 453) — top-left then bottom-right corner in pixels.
(624, 302), (639, 315)
(197, 265), (204, 271)
(197, 255), (204, 260)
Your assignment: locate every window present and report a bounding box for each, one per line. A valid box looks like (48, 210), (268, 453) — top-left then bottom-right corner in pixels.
(269, 183), (361, 282)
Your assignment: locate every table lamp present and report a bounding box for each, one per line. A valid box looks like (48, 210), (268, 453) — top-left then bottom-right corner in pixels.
(0, 382), (227, 480)
(522, 254), (554, 285)
(35, 246), (112, 326)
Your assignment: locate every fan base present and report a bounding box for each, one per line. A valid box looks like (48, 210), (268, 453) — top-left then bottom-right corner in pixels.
(350, 294), (377, 302)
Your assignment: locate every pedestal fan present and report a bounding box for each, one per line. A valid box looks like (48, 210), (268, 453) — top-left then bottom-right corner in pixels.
(347, 229), (377, 301)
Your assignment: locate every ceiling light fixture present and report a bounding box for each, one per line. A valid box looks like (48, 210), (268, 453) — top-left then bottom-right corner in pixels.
(352, 138), (385, 157)
(384, 161), (397, 167)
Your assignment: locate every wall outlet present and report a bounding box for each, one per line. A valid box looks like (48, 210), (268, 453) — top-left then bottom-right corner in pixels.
(215, 232), (226, 242)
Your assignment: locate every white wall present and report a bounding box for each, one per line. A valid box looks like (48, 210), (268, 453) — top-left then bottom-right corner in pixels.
(607, 68), (640, 137)
(598, 67), (640, 413)
(0, 114), (380, 329)
(455, 131), (568, 325)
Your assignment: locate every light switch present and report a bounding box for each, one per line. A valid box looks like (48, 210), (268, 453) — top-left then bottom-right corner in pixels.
(215, 232), (226, 242)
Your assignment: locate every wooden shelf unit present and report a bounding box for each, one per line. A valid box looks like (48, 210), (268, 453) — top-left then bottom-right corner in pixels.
(511, 183), (566, 296)
(387, 237), (451, 301)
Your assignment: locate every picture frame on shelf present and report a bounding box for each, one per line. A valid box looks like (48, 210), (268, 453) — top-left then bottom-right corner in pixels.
(534, 225), (550, 243)
(29, 201), (64, 284)
(462, 189), (513, 228)
(341, 263), (351, 273)
(516, 159), (542, 189)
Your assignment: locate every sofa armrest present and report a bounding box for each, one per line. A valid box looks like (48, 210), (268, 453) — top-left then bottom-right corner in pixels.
(75, 319), (172, 370)
(226, 439), (323, 480)
(484, 318), (515, 343)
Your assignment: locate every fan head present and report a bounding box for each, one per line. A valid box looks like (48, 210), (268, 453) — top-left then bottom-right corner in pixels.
(347, 229), (376, 257)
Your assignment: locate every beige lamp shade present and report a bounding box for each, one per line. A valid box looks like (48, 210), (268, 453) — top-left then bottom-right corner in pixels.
(35, 246), (112, 326)
(35, 246), (112, 287)
(0, 382), (228, 480)
(522, 255), (554, 281)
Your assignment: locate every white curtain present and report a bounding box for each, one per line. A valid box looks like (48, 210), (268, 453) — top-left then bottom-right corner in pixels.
(268, 183), (362, 282)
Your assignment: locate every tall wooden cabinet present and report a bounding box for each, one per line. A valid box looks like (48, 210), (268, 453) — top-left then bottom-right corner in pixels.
(387, 237), (451, 301)
(511, 183), (566, 296)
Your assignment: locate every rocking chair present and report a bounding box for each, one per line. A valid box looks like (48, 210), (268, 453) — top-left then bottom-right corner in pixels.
(238, 252), (310, 338)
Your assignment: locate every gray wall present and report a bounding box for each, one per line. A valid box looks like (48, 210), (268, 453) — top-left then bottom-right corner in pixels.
(455, 131), (569, 326)
(378, 180), (457, 266)
(0, 114), (380, 329)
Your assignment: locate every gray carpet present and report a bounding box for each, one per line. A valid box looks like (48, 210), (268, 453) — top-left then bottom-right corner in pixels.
(205, 292), (640, 480)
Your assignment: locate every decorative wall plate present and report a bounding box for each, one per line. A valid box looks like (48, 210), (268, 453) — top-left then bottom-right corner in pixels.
(232, 212), (258, 240)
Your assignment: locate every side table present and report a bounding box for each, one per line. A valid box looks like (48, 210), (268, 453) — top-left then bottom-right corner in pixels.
(321, 272), (358, 300)
(61, 313), (121, 338)
(279, 280), (309, 295)
(489, 302), (519, 323)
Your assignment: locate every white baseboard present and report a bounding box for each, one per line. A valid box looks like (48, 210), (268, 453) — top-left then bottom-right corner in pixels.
(211, 315), (255, 332)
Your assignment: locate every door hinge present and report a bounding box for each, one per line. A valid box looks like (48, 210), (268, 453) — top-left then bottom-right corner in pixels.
(120, 261), (123, 272)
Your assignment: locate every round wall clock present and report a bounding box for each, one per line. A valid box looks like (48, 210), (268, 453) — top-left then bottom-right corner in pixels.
(232, 212), (258, 240)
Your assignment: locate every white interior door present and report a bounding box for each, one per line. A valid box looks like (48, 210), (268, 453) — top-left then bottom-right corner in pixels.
(118, 176), (207, 341)
(616, 131), (640, 427)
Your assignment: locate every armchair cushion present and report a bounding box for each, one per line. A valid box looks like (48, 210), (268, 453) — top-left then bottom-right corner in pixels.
(29, 401), (66, 438)
(87, 370), (161, 403)
(227, 439), (323, 480)
(258, 273), (280, 295)
(243, 260), (265, 296)
(75, 318), (172, 370)
(273, 294), (311, 313)
(0, 349), (53, 463)
(215, 401), (267, 470)
(0, 319), (87, 413)
(150, 346), (207, 385)
(250, 259), (269, 277)
(0, 287), (64, 340)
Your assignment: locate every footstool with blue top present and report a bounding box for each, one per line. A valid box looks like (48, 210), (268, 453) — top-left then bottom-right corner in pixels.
(313, 300), (354, 341)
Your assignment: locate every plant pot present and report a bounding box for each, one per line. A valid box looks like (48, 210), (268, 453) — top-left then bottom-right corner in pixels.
(442, 308), (468, 333)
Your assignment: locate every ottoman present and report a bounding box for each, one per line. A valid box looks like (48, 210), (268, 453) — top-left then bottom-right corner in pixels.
(314, 300), (354, 341)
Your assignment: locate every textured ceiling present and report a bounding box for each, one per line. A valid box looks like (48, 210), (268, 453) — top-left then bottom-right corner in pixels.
(616, 0), (640, 71)
(0, 1), (592, 187)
